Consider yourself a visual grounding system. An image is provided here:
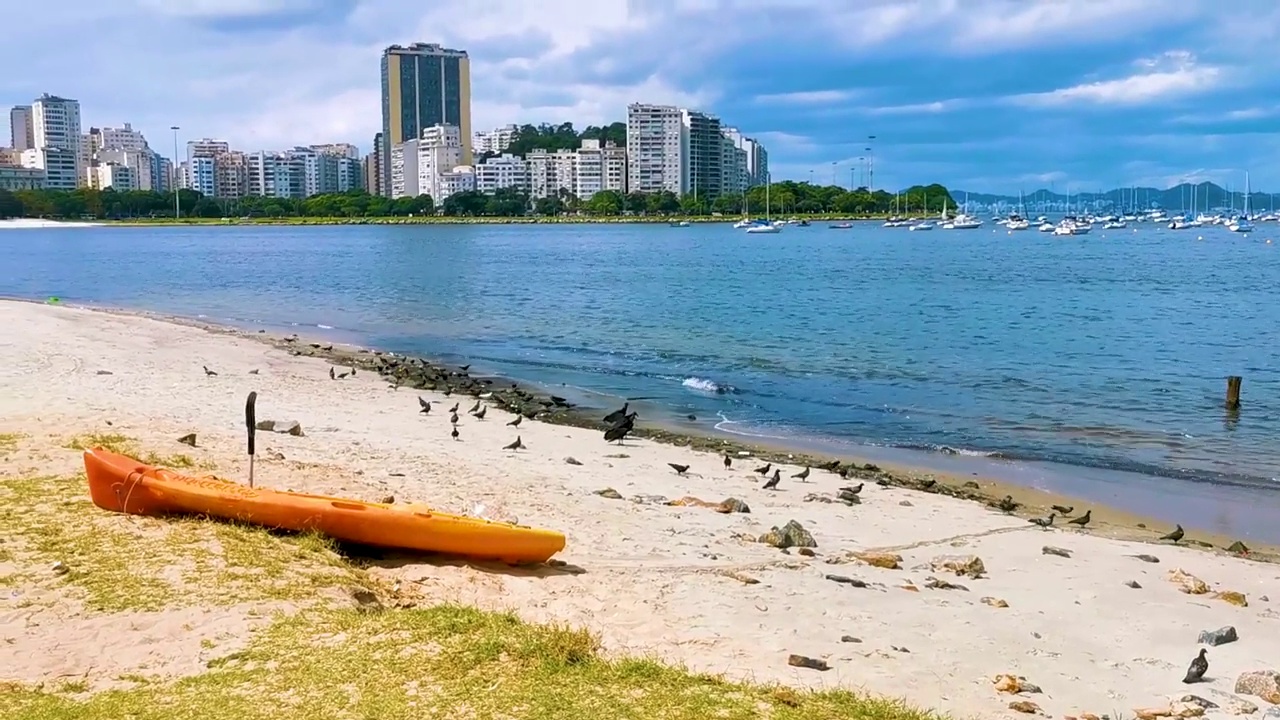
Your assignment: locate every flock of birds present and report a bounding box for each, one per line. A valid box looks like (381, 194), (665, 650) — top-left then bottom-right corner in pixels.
(199, 357), (1216, 688)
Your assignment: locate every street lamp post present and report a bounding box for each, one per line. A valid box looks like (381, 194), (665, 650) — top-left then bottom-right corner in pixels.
(170, 126), (181, 219)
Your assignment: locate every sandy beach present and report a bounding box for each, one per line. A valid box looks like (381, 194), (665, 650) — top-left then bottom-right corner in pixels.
(3, 299), (1279, 719)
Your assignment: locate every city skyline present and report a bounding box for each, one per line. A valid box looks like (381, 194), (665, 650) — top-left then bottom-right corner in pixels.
(1, 1), (1278, 192)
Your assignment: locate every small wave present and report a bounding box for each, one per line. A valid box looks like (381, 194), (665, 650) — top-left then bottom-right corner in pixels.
(682, 376), (738, 395)
(317, 324), (334, 330)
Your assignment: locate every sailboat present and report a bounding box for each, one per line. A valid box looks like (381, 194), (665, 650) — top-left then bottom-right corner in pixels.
(909, 193), (934, 231)
(1006, 190), (1030, 230)
(745, 174), (781, 233)
(1229, 172), (1255, 233)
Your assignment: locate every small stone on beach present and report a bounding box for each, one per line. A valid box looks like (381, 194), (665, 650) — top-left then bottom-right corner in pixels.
(1042, 546), (1072, 558)
(786, 654), (830, 671)
(176, 433), (197, 447)
(1125, 580), (1143, 589)
(1196, 626), (1237, 646)
(840, 635), (862, 643)
(758, 520), (816, 549)
(563, 456), (583, 466)
(825, 574), (868, 588)
(593, 487), (623, 500)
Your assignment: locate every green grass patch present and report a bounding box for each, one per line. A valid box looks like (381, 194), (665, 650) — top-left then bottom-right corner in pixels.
(0, 432), (23, 457)
(62, 432), (207, 470)
(0, 473), (365, 612)
(0, 604), (944, 720)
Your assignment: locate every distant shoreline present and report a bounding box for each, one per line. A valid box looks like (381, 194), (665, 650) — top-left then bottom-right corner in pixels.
(98, 214), (896, 227)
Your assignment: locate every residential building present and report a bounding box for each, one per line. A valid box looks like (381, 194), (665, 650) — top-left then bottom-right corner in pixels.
(187, 139), (230, 164)
(575, 138), (627, 200)
(30, 94), (83, 190)
(89, 162), (138, 192)
(0, 147), (21, 166)
(215, 151), (248, 199)
(380, 42), (472, 195)
(389, 140), (420, 199)
(309, 143), (359, 160)
(154, 155), (173, 194)
(0, 165), (44, 191)
(719, 128), (749, 197)
(526, 148), (577, 200)
(680, 109), (722, 201)
(363, 153), (380, 196)
(92, 123), (149, 154)
(246, 151), (305, 199)
(475, 153), (528, 194)
(473, 124), (518, 156)
(417, 124), (464, 202)
(366, 133), (385, 196)
(626, 103), (683, 195)
(440, 166), (475, 199)
(189, 156), (217, 196)
(97, 147), (159, 191)
(9, 106), (34, 151)
(336, 157), (362, 192)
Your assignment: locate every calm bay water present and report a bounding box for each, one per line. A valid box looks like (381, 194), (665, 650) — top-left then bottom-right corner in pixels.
(3, 221), (1279, 537)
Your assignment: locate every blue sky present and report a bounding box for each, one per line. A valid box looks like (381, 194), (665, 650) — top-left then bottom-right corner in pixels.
(2, 0), (1278, 193)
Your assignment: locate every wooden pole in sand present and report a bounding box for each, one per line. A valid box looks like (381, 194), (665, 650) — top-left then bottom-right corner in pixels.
(1225, 376), (1242, 411)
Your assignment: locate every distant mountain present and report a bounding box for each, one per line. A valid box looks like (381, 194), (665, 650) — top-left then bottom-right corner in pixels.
(952, 182), (1279, 213)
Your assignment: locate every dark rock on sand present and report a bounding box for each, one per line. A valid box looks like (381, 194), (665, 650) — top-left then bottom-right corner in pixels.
(840, 635), (862, 643)
(593, 487), (623, 500)
(787, 654), (830, 671)
(1197, 626), (1238, 646)
(1042, 546), (1072, 558)
(759, 520), (816, 549)
(177, 433), (197, 447)
(1235, 670), (1280, 704)
(564, 456), (583, 466)
(1125, 580), (1143, 589)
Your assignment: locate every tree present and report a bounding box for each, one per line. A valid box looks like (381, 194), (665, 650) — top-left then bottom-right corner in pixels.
(0, 189), (20, 218)
(584, 189), (622, 216)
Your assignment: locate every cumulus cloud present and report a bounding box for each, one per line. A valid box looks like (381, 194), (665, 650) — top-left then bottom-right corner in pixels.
(1010, 51), (1222, 107)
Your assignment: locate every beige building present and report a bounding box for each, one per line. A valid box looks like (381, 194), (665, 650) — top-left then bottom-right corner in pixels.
(575, 139), (627, 199)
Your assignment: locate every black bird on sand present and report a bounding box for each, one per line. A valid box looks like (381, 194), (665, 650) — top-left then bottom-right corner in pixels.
(1067, 509), (1092, 527)
(792, 466), (811, 482)
(604, 413), (636, 444)
(248, 369), (260, 375)
(448, 403), (459, 413)
(474, 406), (487, 420)
(669, 463), (690, 475)
(203, 365), (217, 377)
(819, 459), (841, 472)
(919, 479), (937, 490)
(996, 495), (1019, 513)
(1052, 505), (1073, 515)
(338, 371), (350, 379)
(450, 412), (460, 424)
(443, 387), (452, 396)
(723, 455), (732, 468)
(507, 415), (522, 428)
(1030, 513), (1055, 528)
(1160, 524), (1185, 543)
(1182, 649), (1208, 684)
(450, 426), (459, 441)
(418, 397), (431, 414)
(468, 400), (481, 414)
(504, 436), (525, 451)
(753, 463), (772, 476)
(603, 402), (629, 425)
(840, 483), (864, 496)
(330, 367), (336, 380)
(763, 469), (781, 490)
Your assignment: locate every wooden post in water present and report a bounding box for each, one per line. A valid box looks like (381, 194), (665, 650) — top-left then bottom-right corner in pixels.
(1225, 376), (1242, 411)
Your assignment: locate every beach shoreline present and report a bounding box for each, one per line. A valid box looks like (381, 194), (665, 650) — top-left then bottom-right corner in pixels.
(4, 298), (1280, 719)
(7, 295), (1272, 559)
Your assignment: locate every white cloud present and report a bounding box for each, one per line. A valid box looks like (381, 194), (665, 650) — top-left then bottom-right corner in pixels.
(753, 90), (855, 105)
(133, 0), (323, 17)
(1010, 51), (1222, 107)
(865, 99), (966, 115)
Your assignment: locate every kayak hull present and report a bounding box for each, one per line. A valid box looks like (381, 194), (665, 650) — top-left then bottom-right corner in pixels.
(82, 448), (566, 564)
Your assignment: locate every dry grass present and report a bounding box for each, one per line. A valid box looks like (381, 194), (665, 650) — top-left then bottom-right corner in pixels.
(61, 432), (210, 470)
(0, 432), (22, 457)
(0, 473), (365, 612)
(0, 604), (944, 720)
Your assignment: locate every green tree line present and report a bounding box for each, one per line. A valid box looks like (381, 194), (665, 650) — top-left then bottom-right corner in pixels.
(0, 182), (956, 220)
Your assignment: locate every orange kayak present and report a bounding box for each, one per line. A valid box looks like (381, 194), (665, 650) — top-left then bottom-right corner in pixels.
(82, 448), (566, 564)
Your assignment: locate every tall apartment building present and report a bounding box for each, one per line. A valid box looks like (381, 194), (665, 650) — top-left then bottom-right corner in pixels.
(215, 151), (248, 199)
(575, 139), (627, 199)
(10, 106), (34, 151)
(380, 42), (472, 196)
(188, 156), (217, 196)
(626, 103), (683, 195)
(29, 94), (82, 190)
(719, 127), (749, 196)
(417, 124), (464, 202)
(475, 153), (528, 194)
(742, 137), (768, 187)
(88, 163), (138, 192)
(247, 151), (306, 199)
(96, 147), (159, 191)
(526, 148), (577, 200)
(473, 124), (518, 156)
(187, 139), (230, 164)
(90, 123), (149, 154)
(680, 109), (723, 201)
(389, 140), (420, 198)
